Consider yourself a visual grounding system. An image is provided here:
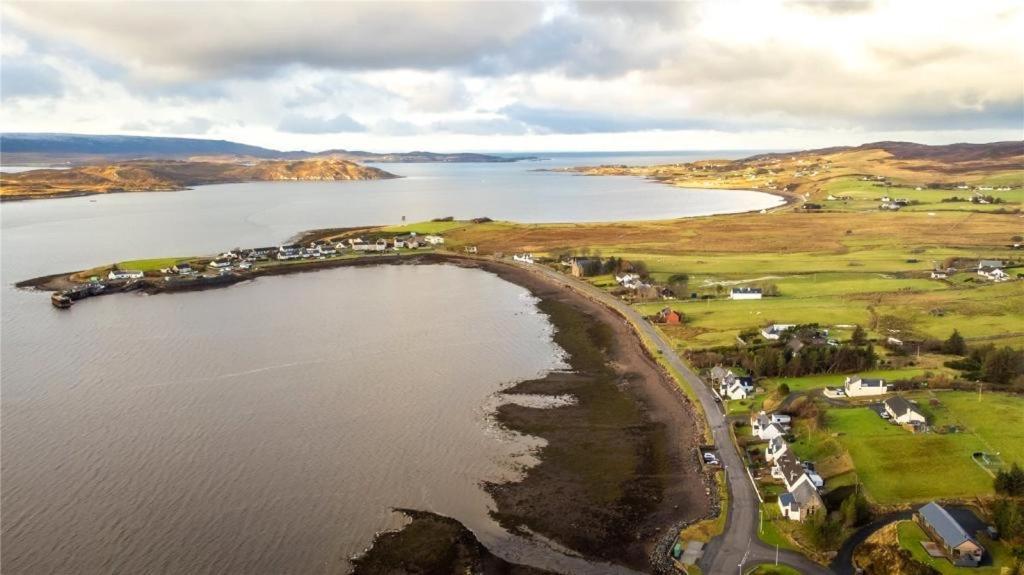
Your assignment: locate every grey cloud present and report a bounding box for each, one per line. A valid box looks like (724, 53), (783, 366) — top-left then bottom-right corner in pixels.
(473, 5), (689, 78)
(1, 58), (64, 100)
(4, 2), (545, 80)
(278, 113), (366, 134)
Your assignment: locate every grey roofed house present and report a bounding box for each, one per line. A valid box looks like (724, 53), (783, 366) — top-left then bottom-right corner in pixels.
(790, 480), (819, 507)
(978, 259), (1003, 269)
(731, 287), (762, 295)
(776, 451), (808, 489)
(918, 502), (985, 566)
(709, 365), (731, 382)
(884, 396), (922, 420)
(920, 502), (973, 547)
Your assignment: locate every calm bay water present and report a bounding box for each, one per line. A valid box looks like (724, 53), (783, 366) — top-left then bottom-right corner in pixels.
(1, 153), (776, 573)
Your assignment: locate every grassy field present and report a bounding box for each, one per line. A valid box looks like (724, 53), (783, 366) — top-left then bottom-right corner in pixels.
(380, 220), (475, 234)
(818, 176), (1023, 214)
(896, 520), (1013, 574)
(824, 392), (1024, 504)
(116, 257), (190, 271)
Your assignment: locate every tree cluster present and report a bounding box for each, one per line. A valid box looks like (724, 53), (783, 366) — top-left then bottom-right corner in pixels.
(945, 345), (1024, 387)
(997, 464), (1024, 497)
(737, 342), (877, 378)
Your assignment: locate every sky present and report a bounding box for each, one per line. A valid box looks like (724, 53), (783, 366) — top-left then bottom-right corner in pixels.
(1, 0), (1022, 152)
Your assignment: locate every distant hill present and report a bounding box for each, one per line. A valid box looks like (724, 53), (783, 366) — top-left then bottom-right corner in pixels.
(0, 133), (536, 164)
(1, 133), (286, 162)
(747, 141), (1024, 163)
(0, 158), (397, 200)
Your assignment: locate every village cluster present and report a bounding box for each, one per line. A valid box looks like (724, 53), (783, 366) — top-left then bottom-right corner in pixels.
(703, 358), (994, 568)
(113, 233), (447, 280)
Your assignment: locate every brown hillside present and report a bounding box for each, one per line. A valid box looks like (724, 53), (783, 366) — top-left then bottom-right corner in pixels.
(0, 159), (398, 200)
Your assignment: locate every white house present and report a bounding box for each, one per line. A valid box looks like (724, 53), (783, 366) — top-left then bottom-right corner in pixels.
(930, 270), (948, 279)
(979, 266), (1009, 282)
(844, 375), (889, 397)
(393, 234), (420, 249)
(277, 245), (303, 260)
(751, 411), (789, 441)
(731, 287), (763, 300)
(765, 436), (788, 463)
(884, 396), (927, 425)
(722, 376), (755, 400)
(423, 235), (445, 245)
(108, 269), (144, 280)
(761, 324), (796, 340)
(775, 452), (824, 521)
(513, 253), (535, 264)
(351, 239), (386, 252)
(208, 259), (232, 269)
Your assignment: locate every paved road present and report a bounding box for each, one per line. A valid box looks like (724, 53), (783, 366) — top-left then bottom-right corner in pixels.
(519, 262), (834, 574)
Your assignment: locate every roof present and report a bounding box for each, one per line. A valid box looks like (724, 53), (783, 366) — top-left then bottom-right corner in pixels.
(768, 436), (787, 453)
(919, 502), (974, 549)
(978, 259), (1003, 269)
(849, 376), (885, 387)
(732, 287), (763, 294)
(884, 396), (921, 418)
(791, 481), (820, 507)
(778, 492), (796, 507)
(776, 452), (808, 488)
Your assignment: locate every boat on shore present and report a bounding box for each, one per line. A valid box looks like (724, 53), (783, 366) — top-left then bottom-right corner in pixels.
(51, 293), (72, 308)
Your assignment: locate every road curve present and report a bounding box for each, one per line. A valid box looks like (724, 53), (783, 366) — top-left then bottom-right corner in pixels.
(515, 261), (833, 575)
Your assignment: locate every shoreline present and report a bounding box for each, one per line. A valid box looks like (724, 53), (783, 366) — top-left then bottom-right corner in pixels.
(537, 166), (797, 209)
(25, 253), (712, 572)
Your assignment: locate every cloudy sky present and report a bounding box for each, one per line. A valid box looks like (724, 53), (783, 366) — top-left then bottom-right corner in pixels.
(2, 1), (1021, 152)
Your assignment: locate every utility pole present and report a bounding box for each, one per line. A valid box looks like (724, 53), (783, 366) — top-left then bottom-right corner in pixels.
(776, 544), (779, 565)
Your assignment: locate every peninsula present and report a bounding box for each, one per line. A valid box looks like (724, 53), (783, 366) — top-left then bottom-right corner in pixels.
(0, 158), (397, 200)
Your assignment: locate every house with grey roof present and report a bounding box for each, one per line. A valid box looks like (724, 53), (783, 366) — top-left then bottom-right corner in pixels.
(884, 396), (926, 425)
(751, 411), (788, 441)
(916, 502), (985, 567)
(730, 287), (763, 300)
(844, 375), (889, 397)
(765, 436), (788, 463)
(774, 451), (824, 521)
